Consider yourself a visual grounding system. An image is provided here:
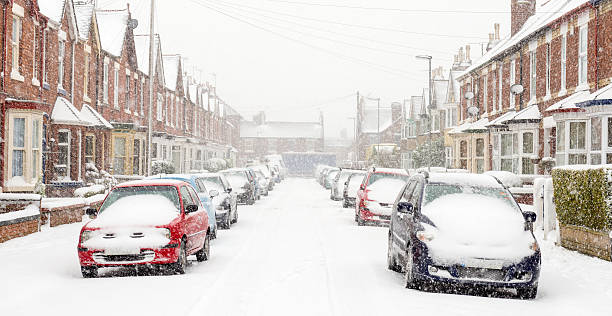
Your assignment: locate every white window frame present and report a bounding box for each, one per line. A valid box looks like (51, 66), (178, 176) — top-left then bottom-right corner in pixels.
(545, 43), (551, 98)
(510, 59), (516, 108)
(84, 53), (90, 101)
(10, 14), (24, 82)
(125, 73), (131, 113)
(113, 67), (119, 108)
(560, 34), (567, 94)
(482, 75), (488, 114)
(58, 40), (65, 89)
(530, 51), (536, 103)
(578, 25), (588, 88)
(55, 129), (71, 181)
(498, 63), (503, 111)
(5, 111), (43, 190)
(42, 28), (48, 84)
(103, 60), (109, 104)
(157, 93), (163, 121)
(32, 23), (39, 86)
(140, 79), (145, 115)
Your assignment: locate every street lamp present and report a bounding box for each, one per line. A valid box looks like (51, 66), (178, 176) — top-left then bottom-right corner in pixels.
(416, 55), (433, 172)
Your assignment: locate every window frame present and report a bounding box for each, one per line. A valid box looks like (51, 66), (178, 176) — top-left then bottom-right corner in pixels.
(578, 25), (588, 87)
(85, 134), (96, 165)
(58, 40), (65, 89)
(55, 129), (71, 180)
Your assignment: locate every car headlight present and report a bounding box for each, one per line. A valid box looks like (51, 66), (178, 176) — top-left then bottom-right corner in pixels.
(80, 230), (94, 243)
(416, 223), (436, 242)
(530, 241), (539, 251)
(159, 228), (171, 239)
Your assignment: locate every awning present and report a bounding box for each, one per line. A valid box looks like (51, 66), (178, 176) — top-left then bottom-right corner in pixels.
(503, 104), (541, 124)
(51, 97), (89, 126)
(545, 90), (590, 112)
(485, 110), (516, 128)
(576, 84), (612, 107)
(543, 116), (556, 129)
(80, 104), (113, 129)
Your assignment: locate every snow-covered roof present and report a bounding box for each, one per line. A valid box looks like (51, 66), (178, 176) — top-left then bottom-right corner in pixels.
(362, 101), (393, 134)
(460, 0), (589, 79)
(464, 117), (489, 132)
(39, 0), (65, 23)
(162, 55), (180, 91)
(577, 83), (612, 107)
(51, 97), (89, 126)
(96, 9), (129, 57)
(485, 110), (516, 128)
(241, 121), (322, 139)
(546, 90), (590, 112)
(74, 3), (94, 39)
(80, 104), (113, 129)
(504, 104), (542, 123)
(449, 120), (473, 134)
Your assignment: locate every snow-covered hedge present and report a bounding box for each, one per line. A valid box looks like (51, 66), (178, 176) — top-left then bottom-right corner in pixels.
(203, 158), (228, 172)
(151, 160), (175, 175)
(552, 165), (612, 232)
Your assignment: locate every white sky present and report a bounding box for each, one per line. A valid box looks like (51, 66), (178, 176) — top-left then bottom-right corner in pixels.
(98, 0), (511, 140)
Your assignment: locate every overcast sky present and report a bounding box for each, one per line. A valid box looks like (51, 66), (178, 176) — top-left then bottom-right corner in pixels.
(98, 0), (511, 140)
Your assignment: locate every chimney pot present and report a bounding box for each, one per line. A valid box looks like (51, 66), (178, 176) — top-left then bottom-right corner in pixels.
(494, 23), (500, 40)
(466, 45), (471, 62)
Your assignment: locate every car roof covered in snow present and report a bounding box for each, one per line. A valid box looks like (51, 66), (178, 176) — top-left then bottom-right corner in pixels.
(426, 173), (503, 188)
(116, 179), (189, 188)
(370, 168), (409, 175)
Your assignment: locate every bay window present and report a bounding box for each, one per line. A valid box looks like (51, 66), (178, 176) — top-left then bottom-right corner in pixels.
(6, 112), (43, 189)
(556, 122), (566, 166)
(501, 133), (514, 172)
(31, 120), (40, 181)
(12, 118), (25, 179)
(521, 132), (535, 174)
(591, 117), (601, 165)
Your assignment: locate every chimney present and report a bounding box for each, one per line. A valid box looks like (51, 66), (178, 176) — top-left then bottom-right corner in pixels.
(466, 45), (471, 62)
(458, 47), (465, 62)
(494, 23), (500, 40)
(511, 0), (536, 36)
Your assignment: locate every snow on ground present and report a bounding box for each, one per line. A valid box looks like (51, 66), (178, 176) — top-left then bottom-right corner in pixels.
(0, 179), (611, 315)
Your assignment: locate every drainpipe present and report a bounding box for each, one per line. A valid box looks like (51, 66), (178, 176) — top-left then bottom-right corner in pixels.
(1, 1), (10, 91)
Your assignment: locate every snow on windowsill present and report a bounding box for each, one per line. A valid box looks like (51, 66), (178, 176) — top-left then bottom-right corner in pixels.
(0, 204), (40, 223)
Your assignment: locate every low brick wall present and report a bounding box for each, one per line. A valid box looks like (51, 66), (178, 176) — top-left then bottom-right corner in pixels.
(0, 217), (40, 243)
(560, 224), (612, 261)
(41, 199), (104, 227)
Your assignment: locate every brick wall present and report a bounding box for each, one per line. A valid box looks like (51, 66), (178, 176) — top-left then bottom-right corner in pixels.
(560, 224), (611, 261)
(0, 219), (39, 243)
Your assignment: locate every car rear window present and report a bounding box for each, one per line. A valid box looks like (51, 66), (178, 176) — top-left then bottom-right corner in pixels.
(367, 173), (409, 186)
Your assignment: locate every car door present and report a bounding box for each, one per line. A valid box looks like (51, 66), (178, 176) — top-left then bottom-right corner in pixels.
(180, 186), (204, 252)
(394, 180), (417, 254)
(406, 180), (424, 249)
(187, 185), (208, 243)
(194, 178), (215, 224)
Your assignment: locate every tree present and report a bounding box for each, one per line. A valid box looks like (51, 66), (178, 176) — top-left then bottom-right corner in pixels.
(411, 137), (445, 168)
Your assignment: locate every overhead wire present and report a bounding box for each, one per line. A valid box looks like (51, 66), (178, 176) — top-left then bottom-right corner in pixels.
(189, 0), (425, 79)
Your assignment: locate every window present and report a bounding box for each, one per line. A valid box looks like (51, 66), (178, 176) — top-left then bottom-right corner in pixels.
(492, 70), (496, 112)
(475, 138), (485, 173)
(132, 139), (141, 175)
(12, 118), (25, 178)
(31, 120), (40, 181)
(459, 140), (468, 170)
(11, 15), (21, 77)
(545, 44), (551, 96)
(32, 26), (39, 83)
(165, 93), (170, 125)
(125, 74), (130, 112)
(152, 143), (158, 159)
(530, 51), (536, 101)
(113, 68), (119, 108)
(556, 122), (566, 166)
(483, 76), (488, 113)
(157, 93), (163, 121)
(591, 117), (602, 164)
(56, 131), (70, 180)
(103, 62), (109, 103)
(42, 29), (48, 83)
(134, 78), (138, 114)
(84, 54), (89, 98)
(569, 122), (586, 150)
(58, 40), (65, 88)
(113, 137), (127, 175)
(498, 63), (503, 111)
(180, 186), (196, 207)
(561, 35), (567, 92)
(85, 135), (95, 164)
(510, 59), (516, 108)
(501, 133), (513, 172)
(578, 26), (588, 86)
(521, 132), (535, 174)
(140, 80), (145, 115)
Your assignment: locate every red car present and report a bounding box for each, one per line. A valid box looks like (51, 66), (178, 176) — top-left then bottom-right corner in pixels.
(355, 168), (410, 226)
(78, 179), (210, 278)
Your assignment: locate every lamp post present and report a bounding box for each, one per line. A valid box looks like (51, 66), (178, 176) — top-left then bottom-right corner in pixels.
(416, 55), (433, 172)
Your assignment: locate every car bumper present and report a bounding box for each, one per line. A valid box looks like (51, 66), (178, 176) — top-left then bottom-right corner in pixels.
(411, 244), (541, 289)
(236, 192), (251, 203)
(78, 243), (180, 267)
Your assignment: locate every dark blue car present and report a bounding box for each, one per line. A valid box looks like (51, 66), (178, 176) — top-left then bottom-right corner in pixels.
(387, 172), (540, 299)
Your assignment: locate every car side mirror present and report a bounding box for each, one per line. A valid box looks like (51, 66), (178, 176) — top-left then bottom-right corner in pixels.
(523, 211), (536, 223)
(185, 204), (199, 214)
(85, 208), (98, 217)
(226, 188), (232, 193)
(344, 181), (349, 185)
(397, 202), (414, 215)
(360, 184), (366, 190)
(209, 190), (219, 198)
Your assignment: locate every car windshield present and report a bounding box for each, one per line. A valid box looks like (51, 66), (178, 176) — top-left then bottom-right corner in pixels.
(199, 179), (224, 193)
(422, 184), (519, 210)
(98, 186), (180, 214)
(223, 172), (248, 188)
(367, 173), (409, 185)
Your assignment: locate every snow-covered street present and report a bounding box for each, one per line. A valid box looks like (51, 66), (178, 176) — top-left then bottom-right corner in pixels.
(1, 178), (611, 316)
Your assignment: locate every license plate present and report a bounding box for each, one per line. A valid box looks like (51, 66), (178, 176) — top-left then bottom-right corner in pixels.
(462, 258), (504, 269)
(105, 248), (140, 255)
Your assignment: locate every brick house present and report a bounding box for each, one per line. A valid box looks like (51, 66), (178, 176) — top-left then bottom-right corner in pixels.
(356, 97), (402, 163)
(453, 0), (612, 174)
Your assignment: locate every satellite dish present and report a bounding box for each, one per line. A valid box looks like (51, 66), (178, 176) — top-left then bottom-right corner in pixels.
(510, 84), (524, 95)
(128, 19), (139, 29)
(467, 106), (479, 117)
(464, 91), (475, 100)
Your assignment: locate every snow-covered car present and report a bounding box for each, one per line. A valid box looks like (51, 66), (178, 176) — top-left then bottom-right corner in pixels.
(324, 168), (340, 189)
(264, 154), (287, 180)
(149, 174), (217, 238)
(254, 170), (270, 196)
(222, 169), (256, 205)
(77, 179), (211, 278)
(317, 166), (334, 186)
(356, 168), (410, 225)
(197, 173), (238, 229)
(342, 171), (366, 208)
(387, 172), (540, 299)
(330, 169), (362, 201)
(251, 165), (275, 191)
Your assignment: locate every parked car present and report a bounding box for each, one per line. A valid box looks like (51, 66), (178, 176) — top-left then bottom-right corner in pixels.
(387, 172), (540, 299)
(149, 174), (217, 238)
(244, 168), (262, 200)
(77, 179), (210, 278)
(317, 166), (333, 186)
(254, 170), (270, 196)
(196, 173), (239, 229)
(342, 171), (367, 208)
(324, 168), (340, 189)
(330, 169), (362, 201)
(221, 168), (256, 205)
(264, 154), (287, 180)
(355, 168), (410, 226)
(251, 165), (275, 191)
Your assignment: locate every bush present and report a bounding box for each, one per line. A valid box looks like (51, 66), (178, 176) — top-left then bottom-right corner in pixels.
(411, 137), (445, 169)
(552, 166), (612, 231)
(203, 158), (228, 172)
(152, 160), (175, 175)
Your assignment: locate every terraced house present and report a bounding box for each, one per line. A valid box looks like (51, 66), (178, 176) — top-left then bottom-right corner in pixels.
(0, 0), (240, 196)
(450, 0), (612, 174)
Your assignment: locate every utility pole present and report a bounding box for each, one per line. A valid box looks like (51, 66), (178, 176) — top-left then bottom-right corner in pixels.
(377, 98), (381, 165)
(147, 0), (155, 176)
(416, 55), (433, 172)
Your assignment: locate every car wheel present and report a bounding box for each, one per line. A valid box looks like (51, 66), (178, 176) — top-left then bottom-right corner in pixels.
(81, 266), (98, 278)
(247, 196), (255, 205)
(342, 200), (349, 208)
(232, 209), (239, 224)
(172, 239), (188, 274)
(211, 225), (217, 239)
(404, 246), (418, 289)
(517, 286), (538, 299)
(357, 211), (365, 226)
(195, 234), (210, 262)
(224, 212), (232, 229)
(387, 233), (401, 272)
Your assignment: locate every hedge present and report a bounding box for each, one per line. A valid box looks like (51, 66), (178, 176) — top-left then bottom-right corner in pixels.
(552, 167), (612, 232)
